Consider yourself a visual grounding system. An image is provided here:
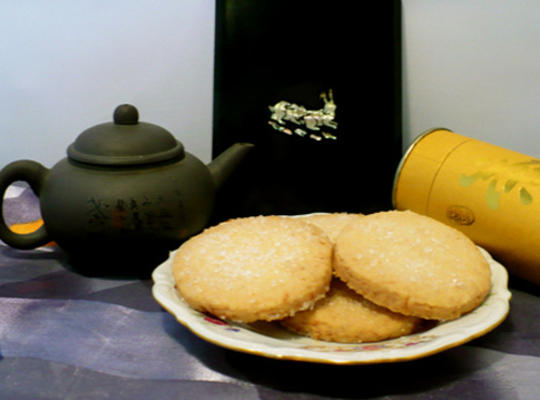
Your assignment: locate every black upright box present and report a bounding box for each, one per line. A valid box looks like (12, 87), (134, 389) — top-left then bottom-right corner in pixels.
(212, 1), (402, 222)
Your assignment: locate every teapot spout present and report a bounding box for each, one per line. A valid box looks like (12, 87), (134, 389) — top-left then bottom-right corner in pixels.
(208, 142), (254, 190)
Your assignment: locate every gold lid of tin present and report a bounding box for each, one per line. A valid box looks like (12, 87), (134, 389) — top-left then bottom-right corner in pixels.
(392, 128), (470, 212)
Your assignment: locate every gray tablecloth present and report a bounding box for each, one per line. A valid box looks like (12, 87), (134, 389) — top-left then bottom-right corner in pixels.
(0, 186), (539, 399)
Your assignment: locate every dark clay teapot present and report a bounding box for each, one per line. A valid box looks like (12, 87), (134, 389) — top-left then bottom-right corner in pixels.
(0, 104), (253, 276)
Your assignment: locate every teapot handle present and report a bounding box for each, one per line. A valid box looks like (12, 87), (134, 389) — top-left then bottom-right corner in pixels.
(0, 160), (51, 249)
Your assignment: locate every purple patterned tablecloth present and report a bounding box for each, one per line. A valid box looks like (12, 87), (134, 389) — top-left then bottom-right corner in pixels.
(0, 186), (539, 399)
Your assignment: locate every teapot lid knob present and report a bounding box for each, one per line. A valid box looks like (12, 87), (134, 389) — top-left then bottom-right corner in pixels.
(67, 104), (185, 166)
(113, 104), (139, 125)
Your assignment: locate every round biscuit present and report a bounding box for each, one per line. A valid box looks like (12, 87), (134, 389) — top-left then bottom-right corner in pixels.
(172, 215), (333, 323)
(333, 210), (491, 320)
(280, 278), (423, 343)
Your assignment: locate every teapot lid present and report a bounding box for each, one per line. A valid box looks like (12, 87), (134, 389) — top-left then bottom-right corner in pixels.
(67, 104), (185, 166)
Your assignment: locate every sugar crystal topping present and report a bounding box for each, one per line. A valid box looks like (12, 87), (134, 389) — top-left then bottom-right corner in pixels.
(175, 216), (332, 298)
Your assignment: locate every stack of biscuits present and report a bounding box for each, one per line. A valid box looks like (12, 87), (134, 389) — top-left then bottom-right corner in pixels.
(172, 210), (492, 343)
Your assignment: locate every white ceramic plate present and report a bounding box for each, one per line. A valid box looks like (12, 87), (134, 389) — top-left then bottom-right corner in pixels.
(152, 244), (511, 364)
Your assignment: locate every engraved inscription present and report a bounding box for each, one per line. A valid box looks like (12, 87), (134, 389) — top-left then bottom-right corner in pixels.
(87, 194), (184, 233)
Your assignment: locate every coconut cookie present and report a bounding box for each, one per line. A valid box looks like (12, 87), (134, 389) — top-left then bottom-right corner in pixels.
(172, 216), (333, 323)
(280, 278), (423, 343)
(333, 210), (491, 321)
(296, 212), (364, 243)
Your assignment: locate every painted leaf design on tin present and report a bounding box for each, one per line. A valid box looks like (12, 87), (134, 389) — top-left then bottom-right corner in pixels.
(486, 180), (500, 210)
(459, 173), (480, 187)
(520, 187), (533, 205)
(459, 158), (540, 210)
(504, 179), (517, 193)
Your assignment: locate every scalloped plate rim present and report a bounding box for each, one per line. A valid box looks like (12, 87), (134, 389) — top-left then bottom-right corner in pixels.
(151, 217), (511, 365)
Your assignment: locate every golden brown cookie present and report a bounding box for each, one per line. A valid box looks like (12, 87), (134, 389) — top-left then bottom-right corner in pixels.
(172, 216), (333, 323)
(280, 278), (423, 343)
(333, 210), (491, 320)
(296, 212), (364, 243)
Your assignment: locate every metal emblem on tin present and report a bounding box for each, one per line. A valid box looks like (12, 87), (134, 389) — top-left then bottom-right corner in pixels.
(446, 205), (475, 226)
(268, 89), (338, 141)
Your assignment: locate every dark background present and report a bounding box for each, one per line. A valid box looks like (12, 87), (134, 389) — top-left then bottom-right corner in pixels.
(212, 0), (402, 221)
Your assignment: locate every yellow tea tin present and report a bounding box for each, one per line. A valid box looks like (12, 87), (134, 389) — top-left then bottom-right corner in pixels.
(393, 128), (540, 285)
